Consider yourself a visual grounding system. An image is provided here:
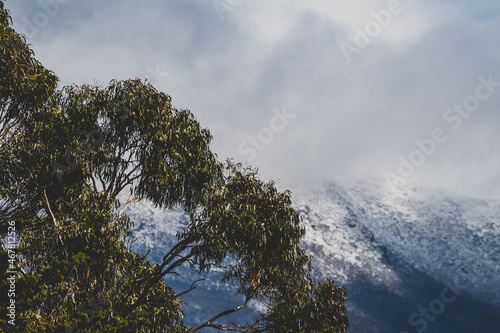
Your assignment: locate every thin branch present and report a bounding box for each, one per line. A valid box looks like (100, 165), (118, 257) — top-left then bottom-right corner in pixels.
(104, 189), (141, 231)
(189, 296), (253, 332)
(133, 237), (192, 284)
(123, 161), (141, 183)
(160, 251), (195, 279)
(42, 189), (64, 247)
(123, 251), (195, 316)
(90, 171), (98, 193)
(172, 278), (204, 300)
(202, 321), (267, 332)
(98, 171), (106, 196)
(162, 237), (193, 266)
(42, 190), (56, 226)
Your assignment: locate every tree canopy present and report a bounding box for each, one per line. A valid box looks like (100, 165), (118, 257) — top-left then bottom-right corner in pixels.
(0, 2), (349, 332)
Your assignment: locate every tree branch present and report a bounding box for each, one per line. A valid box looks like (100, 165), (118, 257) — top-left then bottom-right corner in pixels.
(42, 189), (65, 248)
(189, 295), (253, 332)
(133, 237), (192, 284)
(172, 278), (204, 300)
(123, 250), (195, 316)
(104, 189), (145, 231)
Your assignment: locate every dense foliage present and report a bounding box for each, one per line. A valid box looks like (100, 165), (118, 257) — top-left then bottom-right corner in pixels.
(0, 2), (348, 332)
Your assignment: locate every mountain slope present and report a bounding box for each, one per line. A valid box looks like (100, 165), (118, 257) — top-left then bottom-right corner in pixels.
(125, 178), (500, 332)
(292, 178), (500, 332)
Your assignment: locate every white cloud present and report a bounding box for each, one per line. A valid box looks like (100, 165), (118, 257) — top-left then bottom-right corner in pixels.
(6, 0), (500, 200)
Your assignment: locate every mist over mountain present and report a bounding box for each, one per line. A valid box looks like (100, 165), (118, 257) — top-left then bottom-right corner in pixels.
(125, 178), (500, 332)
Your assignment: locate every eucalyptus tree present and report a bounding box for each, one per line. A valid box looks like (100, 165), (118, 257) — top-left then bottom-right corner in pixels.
(0, 2), (348, 332)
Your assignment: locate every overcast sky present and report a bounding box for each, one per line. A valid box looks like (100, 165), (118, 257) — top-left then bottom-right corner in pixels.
(6, 0), (500, 199)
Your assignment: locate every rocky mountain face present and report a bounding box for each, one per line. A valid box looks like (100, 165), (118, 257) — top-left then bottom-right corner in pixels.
(125, 178), (500, 332)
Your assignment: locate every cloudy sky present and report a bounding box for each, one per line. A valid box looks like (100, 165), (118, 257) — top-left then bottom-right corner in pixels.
(6, 0), (500, 199)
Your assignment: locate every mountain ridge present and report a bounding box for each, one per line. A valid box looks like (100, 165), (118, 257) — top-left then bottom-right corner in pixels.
(125, 177), (500, 332)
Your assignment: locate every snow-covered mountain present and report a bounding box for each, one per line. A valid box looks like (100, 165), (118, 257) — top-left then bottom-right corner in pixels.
(125, 178), (500, 332)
